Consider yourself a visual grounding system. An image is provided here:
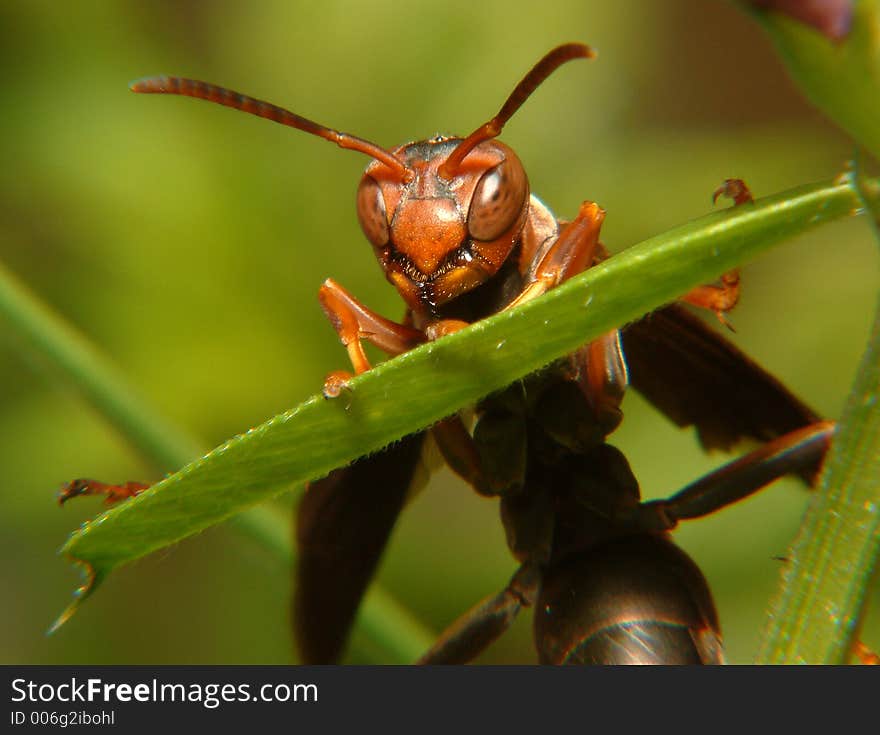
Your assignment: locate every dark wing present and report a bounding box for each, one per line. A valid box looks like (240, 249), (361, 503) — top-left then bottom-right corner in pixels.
(294, 432), (428, 663)
(621, 304), (823, 483)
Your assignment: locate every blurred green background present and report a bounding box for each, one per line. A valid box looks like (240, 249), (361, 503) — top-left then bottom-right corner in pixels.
(1, 0), (877, 664)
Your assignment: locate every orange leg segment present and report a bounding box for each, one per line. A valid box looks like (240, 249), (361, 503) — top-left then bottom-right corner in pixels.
(512, 200), (624, 427)
(506, 201), (605, 310)
(577, 329), (628, 433)
(680, 179), (754, 328)
(318, 278), (425, 396)
(854, 641), (879, 665)
(680, 271), (741, 329)
(419, 202), (606, 345)
(430, 203), (611, 489)
(58, 478), (150, 506)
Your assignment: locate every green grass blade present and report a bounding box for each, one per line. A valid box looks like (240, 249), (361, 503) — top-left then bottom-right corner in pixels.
(758, 294), (880, 663)
(0, 259), (201, 467)
(746, 0), (880, 159)
(54, 174), (878, 624)
(757, 172), (880, 664)
(0, 261), (433, 661)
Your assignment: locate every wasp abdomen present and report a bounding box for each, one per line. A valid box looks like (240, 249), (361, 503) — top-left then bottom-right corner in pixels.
(534, 534), (724, 665)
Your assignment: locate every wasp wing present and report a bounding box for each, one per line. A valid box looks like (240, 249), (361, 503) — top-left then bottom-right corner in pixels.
(621, 304), (822, 483)
(294, 431), (428, 663)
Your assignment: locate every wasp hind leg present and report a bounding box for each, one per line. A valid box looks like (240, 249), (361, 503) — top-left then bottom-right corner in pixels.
(417, 564), (539, 664)
(635, 421), (835, 532)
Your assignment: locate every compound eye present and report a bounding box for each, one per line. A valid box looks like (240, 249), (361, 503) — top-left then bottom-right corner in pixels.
(467, 159), (527, 241)
(356, 176), (390, 247)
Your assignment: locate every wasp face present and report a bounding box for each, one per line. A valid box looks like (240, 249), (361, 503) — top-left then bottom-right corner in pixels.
(357, 138), (529, 312)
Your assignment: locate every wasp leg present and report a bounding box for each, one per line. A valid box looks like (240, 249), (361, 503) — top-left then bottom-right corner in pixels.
(417, 564), (539, 664)
(505, 201), (605, 309)
(679, 271), (740, 329)
(636, 421), (835, 531)
(854, 641), (880, 665)
(430, 203), (615, 490)
(431, 416), (493, 493)
(422, 202), (605, 345)
(423, 319), (471, 340)
(575, 329), (629, 433)
(318, 278), (425, 395)
(429, 202), (610, 490)
(433, 402), (531, 497)
(712, 178), (754, 207)
(680, 179), (753, 327)
(58, 478), (150, 506)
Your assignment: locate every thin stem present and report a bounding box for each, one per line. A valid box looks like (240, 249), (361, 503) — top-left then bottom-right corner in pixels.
(0, 260), (433, 662)
(0, 260), (201, 466)
(757, 171), (880, 663)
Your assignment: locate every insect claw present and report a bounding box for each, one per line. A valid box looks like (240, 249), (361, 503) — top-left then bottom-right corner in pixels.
(58, 478), (148, 506)
(716, 311), (737, 333)
(323, 370), (354, 400)
(713, 178), (754, 207)
(425, 319), (470, 341)
(58, 478), (92, 506)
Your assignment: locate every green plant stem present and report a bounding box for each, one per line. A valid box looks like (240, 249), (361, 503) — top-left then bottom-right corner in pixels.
(0, 261), (202, 466)
(757, 174), (880, 664)
(8, 173), (880, 663)
(55, 175), (879, 615)
(0, 260), (434, 662)
(758, 297), (880, 663)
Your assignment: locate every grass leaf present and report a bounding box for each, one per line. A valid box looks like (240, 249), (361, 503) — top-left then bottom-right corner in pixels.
(757, 169), (880, 663)
(55, 174), (878, 627)
(0, 259), (434, 660)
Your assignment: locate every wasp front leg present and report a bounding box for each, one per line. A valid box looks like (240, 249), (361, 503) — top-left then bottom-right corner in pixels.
(432, 203), (619, 491)
(514, 200), (626, 429)
(507, 201), (606, 309)
(318, 278), (425, 397)
(58, 478), (150, 506)
(422, 202), (606, 343)
(679, 179), (754, 327)
(426, 200), (606, 347)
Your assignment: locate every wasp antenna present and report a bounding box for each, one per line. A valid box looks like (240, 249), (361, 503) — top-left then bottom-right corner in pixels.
(439, 43), (595, 180)
(130, 76), (412, 180)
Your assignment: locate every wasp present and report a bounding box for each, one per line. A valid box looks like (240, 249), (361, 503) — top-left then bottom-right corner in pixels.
(63, 44), (834, 663)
